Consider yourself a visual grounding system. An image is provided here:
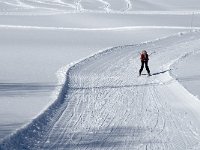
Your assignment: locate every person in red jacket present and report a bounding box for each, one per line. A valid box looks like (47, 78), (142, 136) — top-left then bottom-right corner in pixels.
(139, 50), (151, 76)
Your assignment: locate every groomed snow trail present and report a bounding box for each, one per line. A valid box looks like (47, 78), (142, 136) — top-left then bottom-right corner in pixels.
(2, 31), (200, 149)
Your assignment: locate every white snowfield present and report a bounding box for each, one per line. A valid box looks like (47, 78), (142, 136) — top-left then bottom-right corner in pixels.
(1, 0), (200, 14)
(1, 31), (200, 149)
(2, 0), (200, 149)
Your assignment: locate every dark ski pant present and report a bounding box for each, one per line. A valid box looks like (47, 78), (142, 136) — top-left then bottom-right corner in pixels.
(139, 61), (150, 75)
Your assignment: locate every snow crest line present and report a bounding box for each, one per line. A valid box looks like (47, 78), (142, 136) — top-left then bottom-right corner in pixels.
(0, 43), (127, 148)
(1, 25), (200, 31)
(0, 33), (173, 148)
(2, 31), (200, 149)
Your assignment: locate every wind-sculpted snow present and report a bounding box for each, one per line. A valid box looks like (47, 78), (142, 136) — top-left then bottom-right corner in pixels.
(1, 31), (200, 149)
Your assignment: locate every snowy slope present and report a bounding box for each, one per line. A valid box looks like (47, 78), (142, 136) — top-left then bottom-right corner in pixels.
(2, 0), (196, 141)
(1, 31), (200, 149)
(1, 0), (200, 148)
(0, 14), (182, 141)
(1, 0), (200, 13)
(171, 52), (200, 99)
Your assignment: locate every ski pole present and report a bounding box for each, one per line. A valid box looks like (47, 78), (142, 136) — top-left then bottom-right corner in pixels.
(149, 51), (156, 56)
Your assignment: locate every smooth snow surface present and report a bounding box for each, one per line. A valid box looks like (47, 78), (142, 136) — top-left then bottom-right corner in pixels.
(171, 52), (200, 100)
(0, 17), (180, 141)
(1, 0), (200, 13)
(1, 31), (200, 149)
(2, 0), (194, 140)
(1, 0), (200, 149)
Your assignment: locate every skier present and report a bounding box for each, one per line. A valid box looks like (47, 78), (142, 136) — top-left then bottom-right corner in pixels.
(139, 50), (151, 76)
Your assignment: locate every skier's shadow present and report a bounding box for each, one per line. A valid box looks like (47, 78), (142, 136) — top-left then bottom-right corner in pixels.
(152, 69), (171, 76)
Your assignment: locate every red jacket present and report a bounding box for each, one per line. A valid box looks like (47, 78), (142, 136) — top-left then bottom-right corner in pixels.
(140, 53), (149, 61)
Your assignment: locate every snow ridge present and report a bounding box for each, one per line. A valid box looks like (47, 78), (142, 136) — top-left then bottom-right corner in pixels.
(0, 64), (71, 149)
(0, 33), (170, 149)
(1, 31), (200, 149)
(0, 42), (126, 149)
(2, 25), (200, 31)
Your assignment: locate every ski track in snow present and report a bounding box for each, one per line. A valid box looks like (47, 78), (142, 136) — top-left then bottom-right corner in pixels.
(1, 25), (200, 31)
(1, 0), (200, 15)
(1, 31), (200, 149)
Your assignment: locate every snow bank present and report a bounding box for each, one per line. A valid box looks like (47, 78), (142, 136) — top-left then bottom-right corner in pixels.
(0, 63), (70, 149)
(0, 44), (123, 149)
(0, 32), (175, 149)
(1, 29), (200, 149)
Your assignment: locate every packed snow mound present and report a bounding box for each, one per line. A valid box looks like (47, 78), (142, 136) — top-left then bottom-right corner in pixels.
(1, 31), (200, 149)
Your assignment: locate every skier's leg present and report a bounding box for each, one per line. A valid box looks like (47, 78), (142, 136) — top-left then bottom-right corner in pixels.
(139, 61), (144, 75)
(145, 61), (151, 75)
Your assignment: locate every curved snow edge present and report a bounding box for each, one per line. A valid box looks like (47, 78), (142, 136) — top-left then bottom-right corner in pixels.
(0, 45), (129, 149)
(0, 30), (194, 149)
(169, 50), (200, 102)
(0, 63), (71, 149)
(155, 50), (200, 117)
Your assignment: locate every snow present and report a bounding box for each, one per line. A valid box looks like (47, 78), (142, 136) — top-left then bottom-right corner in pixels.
(1, 0), (200, 149)
(171, 52), (200, 100)
(1, 31), (200, 149)
(0, 15), (182, 141)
